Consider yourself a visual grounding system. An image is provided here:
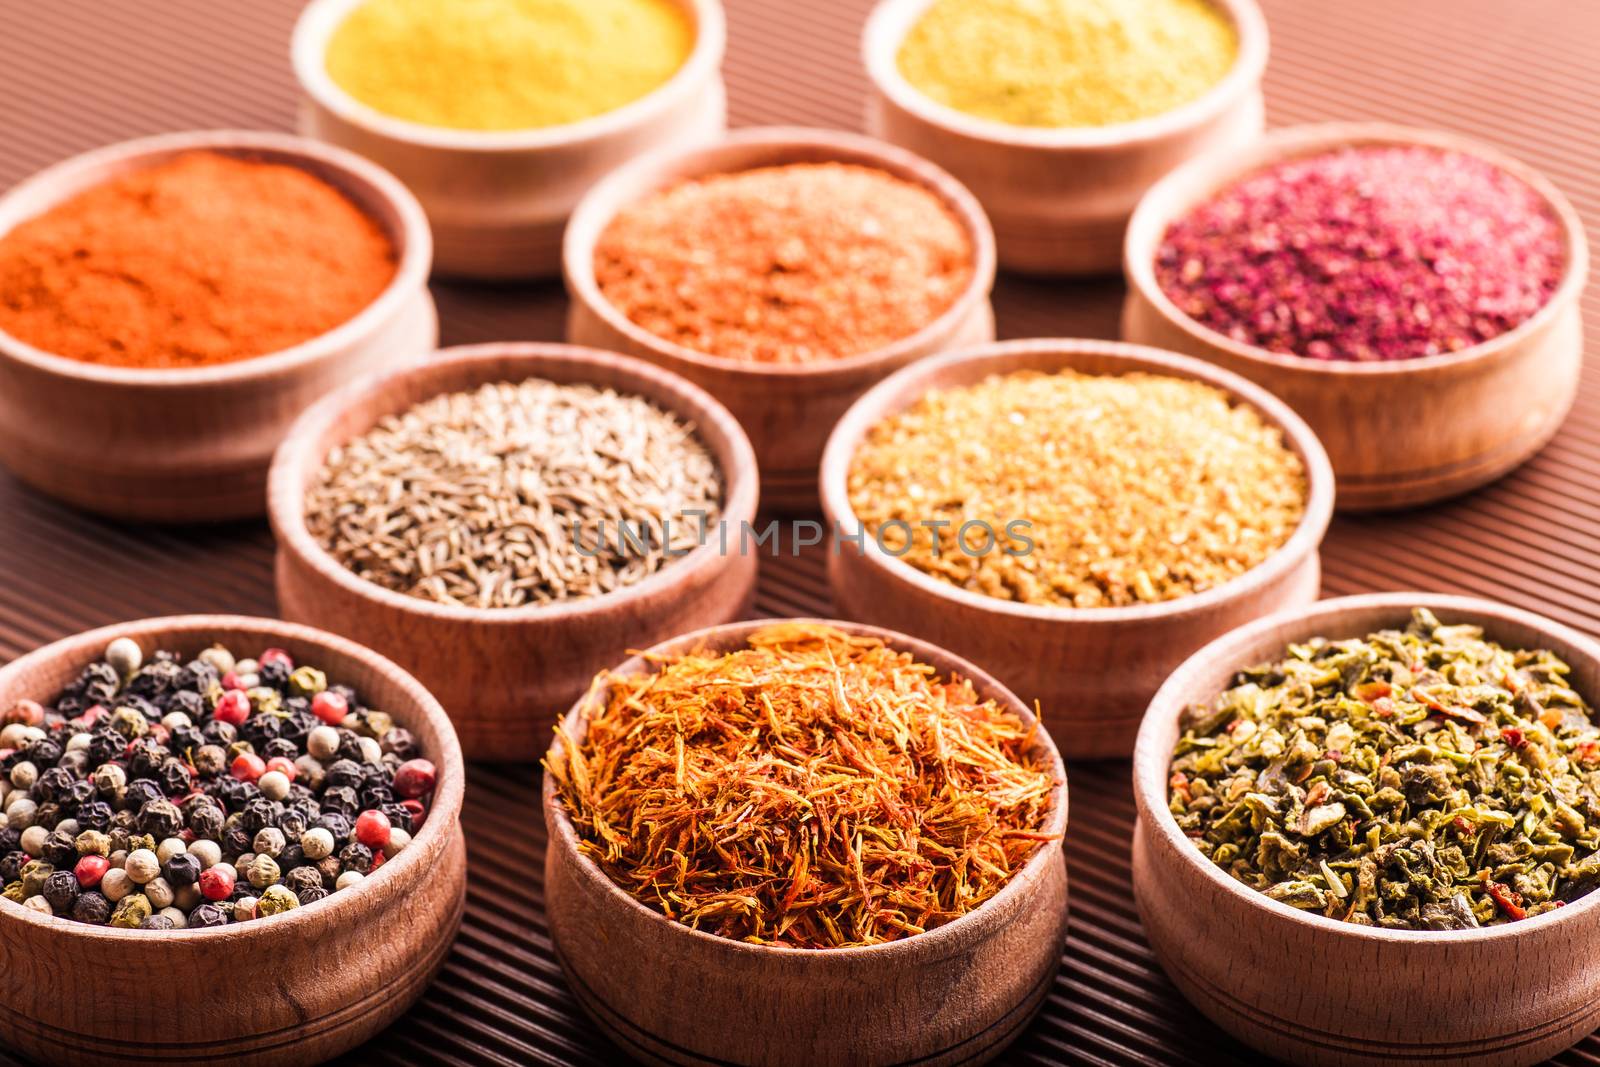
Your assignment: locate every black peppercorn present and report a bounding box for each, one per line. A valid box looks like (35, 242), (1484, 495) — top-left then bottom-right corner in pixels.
(32, 766), (73, 803)
(200, 720), (237, 747)
(42, 829), (76, 867)
(298, 885), (329, 905)
(188, 903), (227, 928)
(222, 825), (252, 856)
(187, 801), (224, 840)
(122, 779), (163, 812)
(74, 800), (112, 834)
(381, 802), (414, 833)
(316, 811), (352, 840)
(139, 914), (176, 931)
(321, 787), (359, 819)
(259, 660), (291, 690)
(0, 850), (26, 882)
(138, 799), (184, 839)
(157, 758), (192, 796)
(23, 737), (62, 767)
(61, 778), (95, 812)
(262, 737), (298, 761)
(339, 842), (372, 874)
(381, 727), (417, 760)
(71, 890), (111, 924)
(163, 852), (202, 887)
(42, 869), (79, 911)
(284, 866), (322, 896)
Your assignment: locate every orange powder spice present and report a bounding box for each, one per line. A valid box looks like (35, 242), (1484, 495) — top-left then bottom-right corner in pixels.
(593, 162), (975, 364)
(0, 151), (396, 369)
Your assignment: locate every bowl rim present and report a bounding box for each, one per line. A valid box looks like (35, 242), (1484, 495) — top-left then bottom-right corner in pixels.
(816, 337), (1335, 624)
(0, 613), (465, 942)
(860, 0), (1269, 150)
(561, 124), (998, 380)
(0, 129), (432, 389)
(1122, 121), (1592, 377)
(290, 0), (727, 152)
(540, 616), (1069, 963)
(1132, 591), (1600, 944)
(267, 341), (761, 625)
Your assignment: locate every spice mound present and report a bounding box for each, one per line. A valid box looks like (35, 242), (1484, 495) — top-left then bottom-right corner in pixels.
(1156, 145), (1566, 361)
(0, 151), (396, 369)
(1169, 609), (1600, 930)
(0, 638), (438, 929)
(306, 378), (722, 609)
(545, 623), (1059, 948)
(325, 0), (694, 131)
(847, 369), (1307, 608)
(897, 0), (1237, 128)
(593, 163), (974, 364)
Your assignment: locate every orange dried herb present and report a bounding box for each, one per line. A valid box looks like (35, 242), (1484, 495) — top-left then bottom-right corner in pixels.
(544, 622), (1059, 948)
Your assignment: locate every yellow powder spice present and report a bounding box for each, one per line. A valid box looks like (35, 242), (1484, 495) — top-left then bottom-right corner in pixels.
(325, 0), (695, 131)
(897, 0), (1237, 128)
(848, 370), (1306, 608)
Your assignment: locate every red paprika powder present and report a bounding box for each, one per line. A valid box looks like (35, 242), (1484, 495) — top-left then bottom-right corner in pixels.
(0, 151), (396, 369)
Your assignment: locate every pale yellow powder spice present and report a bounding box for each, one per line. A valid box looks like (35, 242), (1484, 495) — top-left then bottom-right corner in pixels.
(897, 0), (1237, 128)
(325, 0), (694, 131)
(847, 370), (1306, 608)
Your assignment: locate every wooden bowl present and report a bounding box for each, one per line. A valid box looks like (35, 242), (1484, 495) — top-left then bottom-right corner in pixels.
(861, 0), (1267, 275)
(268, 341), (760, 761)
(0, 130), (436, 522)
(819, 338), (1335, 759)
(542, 618), (1069, 1067)
(0, 614), (465, 1067)
(1122, 122), (1590, 511)
(292, 0), (727, 279)
(1132, 593), (1600, 1067)
(563, 126), (997, 511)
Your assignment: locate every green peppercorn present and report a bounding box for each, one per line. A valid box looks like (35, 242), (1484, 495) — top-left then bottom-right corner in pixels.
(108, 706), (147, 739)
(288, 666), (327, 698)
(75, 830), (111, 856)
(246, 687), (282, 715)
(2, 881), (24, 903)
(20, 860), (53, 898)
(245, 854), (280, 890)
(109, 893), (152, 928)
(257, 884), (300, 916)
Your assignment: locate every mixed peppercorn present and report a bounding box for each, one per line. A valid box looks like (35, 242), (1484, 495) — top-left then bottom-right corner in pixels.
(0, 637), (437, 929)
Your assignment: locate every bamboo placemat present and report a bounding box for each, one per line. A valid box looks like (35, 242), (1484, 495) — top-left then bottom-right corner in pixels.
(0, 1), (1595, 1063)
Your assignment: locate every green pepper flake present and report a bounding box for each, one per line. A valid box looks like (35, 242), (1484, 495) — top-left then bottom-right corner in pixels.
(1168, 608), (1600, 930)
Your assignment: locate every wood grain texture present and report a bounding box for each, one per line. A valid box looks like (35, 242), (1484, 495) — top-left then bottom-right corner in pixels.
(1122, 122), (1590, 511)
(292, 0), (728, 279)
(0, 130), (437, 522)
(562, 126), (998, 511)
(861, 0), (1269, 275)
(541, 618), (1070, 1067)
(0, 615), (466, 1067)
(1132, 593), (1600, 1067)
(819, 338), (1335, 758)
(268, 342), (761, 760)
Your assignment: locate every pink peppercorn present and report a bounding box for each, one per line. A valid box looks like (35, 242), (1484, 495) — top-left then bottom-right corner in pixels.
(75, 855), (110, 888)
(221, 671), (246, 691)
(1155, 145), (1565, 362)
(259, 648), (293, 670)
(215, 690), (251, 726)
(199, 866), (234, 901)
(354, 810), (391, 850)
(400, 798), (426, 830)
(392, 758), (436, 799)
(265, 756), (297, 781)
(231, 752), (266, 782)
(5, 699), (44, 727)
(311, 690), (348, 726)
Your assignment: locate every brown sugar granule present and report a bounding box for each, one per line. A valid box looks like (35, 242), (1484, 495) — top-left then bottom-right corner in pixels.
(0, 151), (397, 369)
(592, 162), (974, 364)
(847, 369), (1308, 608)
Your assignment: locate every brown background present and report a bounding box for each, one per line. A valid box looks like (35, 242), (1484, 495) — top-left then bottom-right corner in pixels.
(0, 1), (1596, 1064)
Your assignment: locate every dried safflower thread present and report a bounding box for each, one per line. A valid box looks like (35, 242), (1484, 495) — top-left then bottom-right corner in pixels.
(325, 0), (694, 131)
(898, 0), (1237, 128)
(306, 378), (721, 609)
(848, 369), (1307, 608)
(594, 163), (974, 364)
(1170, 609), (1600, 929)
(545, 622), (1060, 949)
(0, 639), (438, 930)
(0, 152), (396, 369)
(1156, 145), (1566, 361)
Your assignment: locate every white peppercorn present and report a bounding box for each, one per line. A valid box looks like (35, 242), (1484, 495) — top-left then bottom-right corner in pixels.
(159, 905), (188, 929)
(9, 761), (37, 790)
(19, 825), (47, 857)
(66, 733), (91, 752)
(257, 770), (291, 801)
(143, 877), (175, 909)
(5, 796), (36, 830)
(173, 884), (201, 912)
(253, 827), (286, 858)
(198, 645), (235, 675)
(300, 827), (335, 861)
(307, 726), (340, 762)
(233, 658), (259, 676)
(156, 838), (187, 864)
(105, 636), (143, 677)
(108, 849), (128, 869)
(188, 840), (221, 870)
(160, 711), (192, 731)
(358, 737), (383, 765)
(125, 848), (160, 884)
(384, 828), (412, 858)
(101, 868), (133, 902)
(22, 895), (51, 916)
(234, 896), (258, 922)
(335, 870), (364, 891)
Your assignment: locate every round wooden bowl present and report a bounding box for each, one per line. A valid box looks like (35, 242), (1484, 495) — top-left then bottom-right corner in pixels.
(563, 126), (997, 511)
(269, 341), (760, 761)
(1132, 593), (1600, 1067)
(292, 0), (727, 280)
(819, 338), (1335, 759)
(0, 614), (465, 1067)
(543, 618), (1069, 1067)
(861, 0), (1267, 275)
(0, 130), (436, 523)
(1122, 122), (1590, 511)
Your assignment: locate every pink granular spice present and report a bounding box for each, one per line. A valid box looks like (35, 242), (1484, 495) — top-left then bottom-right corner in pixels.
(1155, 146), (1566, 362)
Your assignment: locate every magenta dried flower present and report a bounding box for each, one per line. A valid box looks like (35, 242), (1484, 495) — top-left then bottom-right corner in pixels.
(1155, 145), (1565, 362)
